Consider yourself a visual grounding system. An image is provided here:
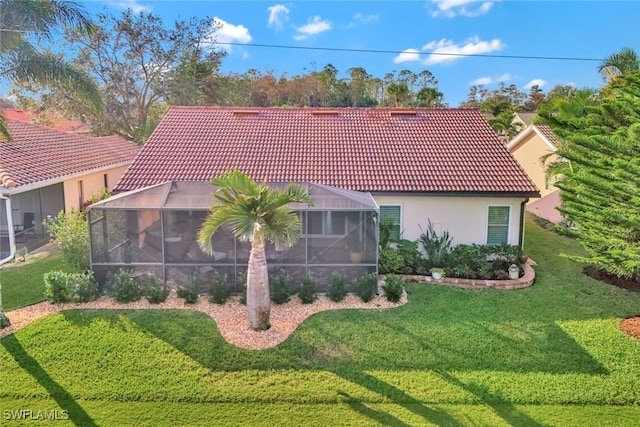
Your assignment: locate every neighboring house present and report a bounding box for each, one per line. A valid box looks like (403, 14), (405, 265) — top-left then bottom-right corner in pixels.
(507, 124), (564, 224)
(2, 108), (92, 133)
(513, 112), (537, 128)
(0, 118), (139, 257)
(114, 107), (539, 247)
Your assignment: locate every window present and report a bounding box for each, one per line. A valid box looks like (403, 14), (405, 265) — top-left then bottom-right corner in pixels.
(303, 211), (346, 236)
(487, 206), (510, 244)
(380, 205), (401, 240)
(78, 180), (84, 210)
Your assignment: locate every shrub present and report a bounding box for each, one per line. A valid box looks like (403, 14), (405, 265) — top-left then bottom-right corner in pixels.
(327, 272), (348, 302)
(209, 271), (231, 304)
(382, 275), (404, 303)
(138, 274), (169, 304)
(67, 271), (99, 303)
(379, 247), (404, 274)
(297, 274), (318, 304)
(396, 239), (421, 274)
(177, 276), (200, 304)
(237, 272), (247, 305)
(270, 271), (291, 304)
(352, 273), (377, 303)
(106, 269), (141, 303)
(44, 271), (70, 303)
(418, 219), (453, 268)
(44, 210), (89, 272)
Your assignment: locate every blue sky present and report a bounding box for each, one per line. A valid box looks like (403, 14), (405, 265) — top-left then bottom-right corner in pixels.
(37, 1), (640, 105)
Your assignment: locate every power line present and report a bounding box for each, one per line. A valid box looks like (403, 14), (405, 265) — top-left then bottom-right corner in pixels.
(212, 41), (604, 63)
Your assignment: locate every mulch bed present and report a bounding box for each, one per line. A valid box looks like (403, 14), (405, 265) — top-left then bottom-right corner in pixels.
(583, 266), (640, 341)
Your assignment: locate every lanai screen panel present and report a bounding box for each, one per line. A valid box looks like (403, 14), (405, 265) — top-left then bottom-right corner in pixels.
(89, 181), (378, 291)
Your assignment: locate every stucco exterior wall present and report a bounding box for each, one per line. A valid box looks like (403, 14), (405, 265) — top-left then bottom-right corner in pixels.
(373, 194), (527, 246)
(63, 165), (130, 211)
(509, 133), (558, 198)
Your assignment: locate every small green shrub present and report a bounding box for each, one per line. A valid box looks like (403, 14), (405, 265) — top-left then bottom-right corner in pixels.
(378, 247), (404, 274)
(327, 272), (348, 302)
(43, 271), (70, 303)
(177, 276), (199, 304)
(138, 274), (169, 304)
(352, 273), (377, 303)
(297, 274), (318, 304)
(67, 271), (99, 303)
(106, 269), (141, 303)
(382, 275), (404, 303)
(237, 272), (247, 305)
(270, 271), (291, 304)
(209, 271), (231, 304)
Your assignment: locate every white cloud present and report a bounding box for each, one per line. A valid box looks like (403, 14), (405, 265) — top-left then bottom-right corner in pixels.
(296, 16), (331, 36)
(351, 12), (379, 25)
(267, 5), (289, 30)
(429, 0), (495, 17)
(393, 49), (421, 64)
(114, 0), (152, 13)
(470, 76), (493, 85)
(497, 73), (512, 82)
(293, 34), (308, 41)
(525, 78), (548, 89)
(213, 17), (252, 52)
(421, 36), (504, 65)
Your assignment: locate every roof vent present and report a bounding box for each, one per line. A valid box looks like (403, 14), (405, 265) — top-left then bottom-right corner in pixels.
(232, 109), (260, 116)
(311, 110), (340, 116)
(390, 110), (417, 116)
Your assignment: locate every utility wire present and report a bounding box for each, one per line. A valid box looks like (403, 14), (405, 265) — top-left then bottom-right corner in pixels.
(212, 41), (604, 62)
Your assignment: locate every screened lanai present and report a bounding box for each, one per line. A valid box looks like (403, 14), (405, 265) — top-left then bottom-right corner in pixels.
(88, 181), (379, 292)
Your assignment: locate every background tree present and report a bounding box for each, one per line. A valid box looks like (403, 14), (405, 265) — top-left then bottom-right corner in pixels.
(554, 71), (640, 278)
(598, 47), (640, 83)
(198, 170), (311, 331)
(59, 9), (224, 143)
(0, 0), (103, 141)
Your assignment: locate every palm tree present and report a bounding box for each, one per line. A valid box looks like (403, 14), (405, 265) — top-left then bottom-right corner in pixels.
(598, 47), (640, 82)
(0, 0), (104, 141)
(489, 110), (523, 141)
(198, 170), (311, 331)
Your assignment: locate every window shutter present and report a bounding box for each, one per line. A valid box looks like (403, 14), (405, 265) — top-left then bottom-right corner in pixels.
(487, 206), (509, 244)
(380, 205), (401, 240)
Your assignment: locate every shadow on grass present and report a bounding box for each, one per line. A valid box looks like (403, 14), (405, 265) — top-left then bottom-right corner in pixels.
(1, 335), (96, 427)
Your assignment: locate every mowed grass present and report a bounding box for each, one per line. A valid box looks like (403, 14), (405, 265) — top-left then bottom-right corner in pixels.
(1, 215), (640, 426)
(1, 253), (70, 311)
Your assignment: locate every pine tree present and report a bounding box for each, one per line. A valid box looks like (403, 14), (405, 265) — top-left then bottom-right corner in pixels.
(556, 71), (640, 278)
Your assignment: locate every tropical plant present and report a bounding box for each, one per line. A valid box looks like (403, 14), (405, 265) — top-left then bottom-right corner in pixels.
(598, 47), (640, 83)
(297, 274), (317, 304)
(327, 272), (348, 302)
(0, 0), (103, 141)
(198, 170), (311, 330)
(208, 271), (231, 304)
(382, 274), (404, 303)
(176, 277), (199, 304)
(269, 270), (291, 305)
(418, 220), (453, 268)
(351, 273), (377, 303)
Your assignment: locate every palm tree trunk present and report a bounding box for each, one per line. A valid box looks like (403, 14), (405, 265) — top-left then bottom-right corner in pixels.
(247, 239), (271, 331)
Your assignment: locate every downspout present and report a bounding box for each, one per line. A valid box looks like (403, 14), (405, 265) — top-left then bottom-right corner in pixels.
(518, 198), (529, 248)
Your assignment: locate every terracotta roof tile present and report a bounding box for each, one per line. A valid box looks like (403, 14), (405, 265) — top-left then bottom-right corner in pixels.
(115, 107), (538, 195)
(2, 108), (92, 133)
(533, 124), (561, 148)
(0, 119), (139, 189)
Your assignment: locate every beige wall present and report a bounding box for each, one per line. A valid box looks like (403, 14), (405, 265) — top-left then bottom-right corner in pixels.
(374, 194), (527, 246)
(63, 165), (130, 211)
(509, 133), (558, 198)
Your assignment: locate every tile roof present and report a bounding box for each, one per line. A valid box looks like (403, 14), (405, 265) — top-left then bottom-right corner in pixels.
(115, 107), (539, 195)
(533, 124), (561, 148)
(0, 119), (139, 189)
(2, 108), (92, 133)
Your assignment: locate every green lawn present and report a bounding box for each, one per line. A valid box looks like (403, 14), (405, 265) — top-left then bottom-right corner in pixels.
(1, 253), (70, 311)
(1, 215), (639, 426)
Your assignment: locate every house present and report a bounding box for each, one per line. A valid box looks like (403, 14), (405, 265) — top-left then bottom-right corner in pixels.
(506, 124), (564, 223)
(115, 107), (538, 243)
(96, 107), (538, 288)
(0, 118), (139, 258)
(2, 108), (92, 134)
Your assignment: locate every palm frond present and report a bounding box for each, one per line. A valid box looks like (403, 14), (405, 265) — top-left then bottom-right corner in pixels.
(6, 48), (104, 113)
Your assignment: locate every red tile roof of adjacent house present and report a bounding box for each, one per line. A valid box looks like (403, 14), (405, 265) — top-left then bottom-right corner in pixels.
(0, 119), (139, 189)
(2, 108), (92, 133)
(115, 107), (539, 195)
(534, 124), (561, 148)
